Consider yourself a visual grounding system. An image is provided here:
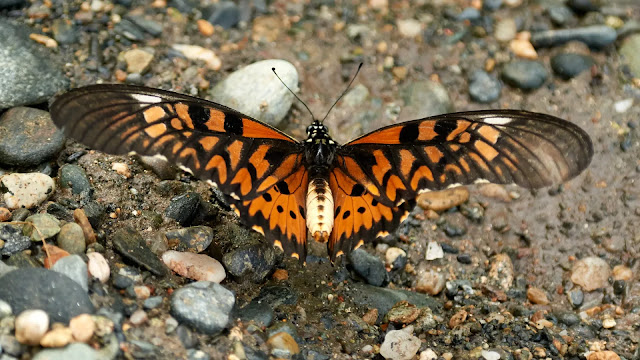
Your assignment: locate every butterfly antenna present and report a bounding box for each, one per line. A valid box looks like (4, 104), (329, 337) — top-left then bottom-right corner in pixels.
(272, 67), (315, 120)
(321, 62), (363, 123)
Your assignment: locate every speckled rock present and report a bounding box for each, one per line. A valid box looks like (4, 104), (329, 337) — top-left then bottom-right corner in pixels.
(1, 173), (55, 209)
(170, 281), (235, 334)
(571, 257), (611, 291)
(210, 59), (298, 127)
(0, 107), (64, 167)
(380, 326), (421, 360)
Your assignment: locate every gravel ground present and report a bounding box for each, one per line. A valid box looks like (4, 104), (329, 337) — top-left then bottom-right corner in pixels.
(0, 0), (639, 359)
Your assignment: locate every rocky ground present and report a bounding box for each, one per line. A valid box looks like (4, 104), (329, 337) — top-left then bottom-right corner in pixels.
(0, 0), (639, 359)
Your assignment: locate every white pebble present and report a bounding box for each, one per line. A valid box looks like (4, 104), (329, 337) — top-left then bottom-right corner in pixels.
(482, 350), (501, 360)
(87, 252), (110, 283)
(129, 309), (148, 326)
(111, 162), (131, 178)
(425, 241), (444, 260)
(380, 328), (421, 360)
(385, 247), (406, 267)
(397, 19), (422, 38)
(172, 44), (221, 70)
(15, 309), (49, 345)
(162, 250), (226, 283)
(420, 349), (438, 360)
(1, 173), (55, 209)
(614, 98), (633, 113)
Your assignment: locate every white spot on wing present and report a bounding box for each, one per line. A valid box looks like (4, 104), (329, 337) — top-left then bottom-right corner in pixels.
(131, 94), (162, 104)
(206, 180), (218, 188)
(445, 183), (463, 189)
(178, 164), (194, 175)
(483, 117), (512, 125)
(473, 178), (490, 184)
(230, 192), (240, 200)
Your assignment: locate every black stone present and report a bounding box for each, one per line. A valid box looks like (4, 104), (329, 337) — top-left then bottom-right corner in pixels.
(456, 253), (473, 264)
(550, 53), (594, 79)
(347, 248), (388, 287)
(165, 192), (201, 226)
(0, 268), (94, 323)
(234, 300), (274, 327)
(112, 227), (167, 276)
(59, 164), (92, 195)
(222, 243), (277, 283)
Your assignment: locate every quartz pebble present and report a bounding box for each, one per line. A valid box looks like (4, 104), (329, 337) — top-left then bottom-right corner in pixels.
(1, 173), (55, 209)
(87, 252), (110, 283)
(380, 326), (421, 360)
(571, 257), (610, 291)
(15, 309), (49, 345)
(172, 44), (221, 70)
(69, 314), (95, 343)
(162, 250), (226, 283)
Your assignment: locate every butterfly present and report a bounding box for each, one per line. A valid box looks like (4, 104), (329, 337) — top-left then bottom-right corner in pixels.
(50, 84), (593, 262)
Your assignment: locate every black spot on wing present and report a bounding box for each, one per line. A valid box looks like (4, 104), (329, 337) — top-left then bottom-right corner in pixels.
(224, 113), (243, 135)
(188, 105), (210, 130)
(289, 211), (297, 219)
(357, 207), (365, 213)
(299, 206), (305, 219)
(350, 184), (365, 196)
(434, 120), (458, 140)
(399, 123), (419, 143)
(342, 210), (351, 220)
(277, 205), (284, 213)
(334, 206), (341, 219)
(276, 181), (290, 195)
(262, 193), (272, 202)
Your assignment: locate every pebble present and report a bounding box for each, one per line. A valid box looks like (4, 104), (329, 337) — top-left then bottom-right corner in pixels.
(210, 59), (298, 127)
(170, 281), (235, 334)
(125, 15), (163, 37)
(527, 287), (550, 305)
(481, 350), (501, 360)
(73, 208), (97, 245)
(1, 173), (55, 209)
(397, 19), (422, 38)
(586, 351), (622, 360)
(51, 255), (88, 292)
(266, 332), (300, 358)
(165, 192), (201, 226)
(0, 107), (64, 166)
(613, 99), (633, 114)
(488, 254), (514, 290)
(112, 227), (167, 276)
(113, 18), (146, 41)
(380, 327), (421, 360)
(349, 283), (439, 320)
(254, 285), (299, 308)
(0, 223), (31, 256)
(204, 1), (241, 29)
(172, 44), (221, 70)
(420, 349), (438, 360)
(348, 248), (389, 286)
(15, 309), (49, 345)
(478, 183), (511, 202)
(42, 244), (70, 269)
(415, 269), (446, 295)
(162, 250), (226, 283)
(425, 241), (444, 261)
(494, 18), (516, 42)
(400, 80), (452, 119)
(129, 309), (148, 326)
(32, 343), (99, 360)
(417, 186), (469, 211)
(468, 70), (502, 103)
(0, 19), (69, 109)
(456, 7), (480, 21)
(571, 257), (611, 291)
(456, 253), (472, 264)
(58, 164), (91, 195)
(619, 34), (640, 78)
(143, 296), (163, 310)
(510, 37), (538, 59)
(56, 222), (86, 254)
(196, 19), (215, 36)
(385, 247), (406, 269)
(87, 252), (110, 283)
(550, 53), (594, 79)
(547, 5), (575, 26)
(0, 299), (11, 318)
(611, 265), (632, 281)
(69, 313), (94, 343)
(0, 268), (94, 323)
(384, 301), (421, 324)
(501, 60), (548, 90)
(165, 226), (213, 253)
(222, 240), (277, 283)
(23, 213), (61, 241)
(51, 18), (77, 44)
(0, 207), (10, 221)
(40, 326), (73, 347)
(530, 25), (617, 49)
(567, 288), (584, 308)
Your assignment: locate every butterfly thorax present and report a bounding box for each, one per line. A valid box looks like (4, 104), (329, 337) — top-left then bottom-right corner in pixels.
(304, 121), (337, 243)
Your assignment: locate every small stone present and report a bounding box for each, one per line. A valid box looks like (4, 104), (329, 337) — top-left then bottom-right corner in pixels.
(456, 253), (472, 264)
(380, 328), (421, 360)
(0, 223), (31, 256)
(348, 248), (388, 287)
(586, 351), (621, 360)
(165, 192), (201, 226)
(234, 300), (275, 327)
(494, 18), (516, 42)
(42, 244), (70, 269)
(468, 70), (502, 103)
(210, 59), (298, 127)
(397, 19), (422, 38)
(58, 164), (91, 195)
(527, 287), (549, 305)
(51, 254), (88, 291)
(111, 162), (132, 178)
(501, 60), (548, 90)
(481, 350), (501, 360)
(32, 343), (99, 360)
(69, 314), (94, 343)
(362, 308), (378, 325)
(133, 285), (151, 300)
(400, 80), (452, 120)
(197, 19), (214, 36)
(420, 349), (438, 360)
(613, 99), (633, 114)
(23, 213), (61, 241)
(165, 226), (213, 253)
(547, 6), (575, 26)
(530, 25), (617, 49)
(0, 207), (10, 221)
(162, 250), (226, 283)
(449, 309), (468, 328)
(415, 269), (445, 295)
(143, 296), (163, 310)
(550, 53), (594, 79)
(1, 173), (56, 209)
(425, 241), (444, 261)
(0, 299), (12, 318)
(385, 247), (406, 268)
(15, 309), (49, 345)
(29, 33), (57, 48)
(112, 227), (167, 276)
(51, 19), (77, 44)
(611, 265), (632, 281)
(417, 187), (469, 211)
(385, 301), (421, 324)
(172, 44), (221, 71)
(571, 257), (610, 291)
(171, 281), (235, 334)
(602, 317), (616, 329)
(619, 34), (640, 77)
(40, 326), (73, 347)
(204, 1), (240, 29)
(272, 269), (288, 281)
(510, 38), (537, 59)
(122, 49), (153, 74)
(87, 252), (110, 283)
(129, 309), (148, 326)
(478, 183), (511, 202)
(567, 288), (584, 308)
(267, 332), (300, 357)
(73, 208), (97, 245)
(0, 107), (65, 166)
(56, 222), (86, 254)
(488, 254), (514, 290)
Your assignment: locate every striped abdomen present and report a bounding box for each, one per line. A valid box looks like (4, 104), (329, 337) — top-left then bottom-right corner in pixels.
(306, 177), (334, 242)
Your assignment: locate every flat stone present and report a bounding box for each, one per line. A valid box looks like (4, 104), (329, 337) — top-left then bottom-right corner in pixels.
(0, 107), (64, 167)
(112, 227), (167, 276)
(23, 213), (61, 241)
(162, 250), (226, 283)
(530, 25), (617, 49)
(165, 226), (213, 253)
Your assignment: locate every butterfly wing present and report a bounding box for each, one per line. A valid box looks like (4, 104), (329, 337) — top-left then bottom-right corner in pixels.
(328, 110), (593, 258)
(50, 84), (309, 257)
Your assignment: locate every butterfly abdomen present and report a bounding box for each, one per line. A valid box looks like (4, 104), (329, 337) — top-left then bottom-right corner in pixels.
(306, 176), (334, 242)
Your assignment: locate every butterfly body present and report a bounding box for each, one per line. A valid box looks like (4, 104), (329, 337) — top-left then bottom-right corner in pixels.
(50, 84), (593, 262)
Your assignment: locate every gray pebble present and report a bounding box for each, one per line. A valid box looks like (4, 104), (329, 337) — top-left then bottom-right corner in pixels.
(59, 164), (92, 195)
(210, 59), (298, 127)
(234, 300), (275, 327)
(51, 254), (89, 292)
(547, 6), (576, 26)
(400, 80), (453, 119)
(57, 222), (86, 254)
(0, 107), (64, 167)
(143, 296), (163, 310)
(125, 15), (163, 36)
(222, 242), (277, 283)
(113, 18), (146, 41)
(23, 213), (61, 241)
(468, 70), (502, 103)
(348, 249), (388, 287)
(501, 60), (548, 90)
(204, 1), (241, 29)
(170, 281), (235, 334)
(0, 334), (27, 357)
(165, 192), (201, 226)
(619, 34), (640, 78)
(348, 282), (439, 321)
(0, 224), (31, 256)
(112, 227), (167, 276)
(0, 19), (69, 109)
(165, 226), (213, 253)
(531, 25), (617, 49)
(550, 53), (594, 79)
(483, 0), (502, 10)
(457, 7), (481, 21)
(568, 288), (584, 308)
(51, 19), (77, 44)
(254, 285), (298, 308)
